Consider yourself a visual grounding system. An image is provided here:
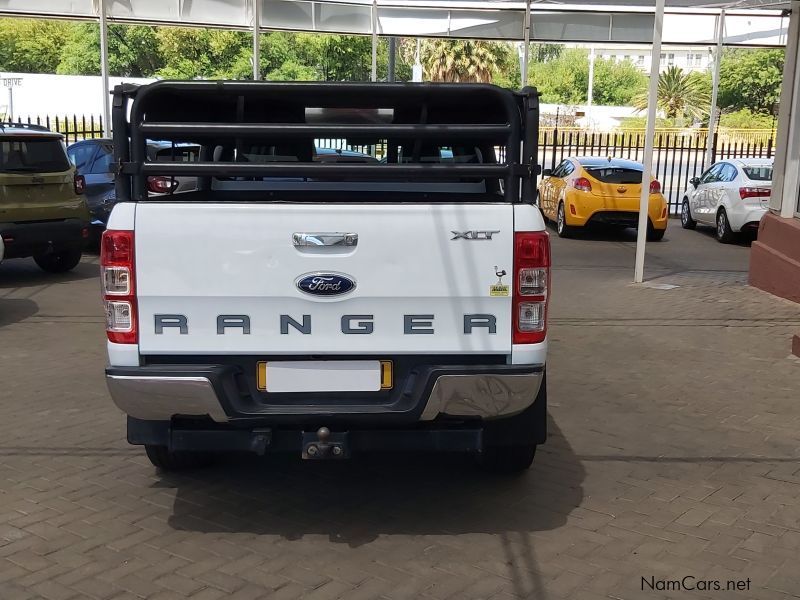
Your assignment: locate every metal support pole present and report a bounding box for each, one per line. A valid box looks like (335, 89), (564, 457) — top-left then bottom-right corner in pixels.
(587, 45), (595, 124)
(7, 88), (13, 122)
(253, 0), (261, 80)
(371, 1), (378, 82)
(634, 0), (665, 284)
(521, 0), (531, 86)
(705, 9), (725, 168)
(773, 7), (800, 218)
(388, 37), (396, 82)
(99, 0), (111, 137)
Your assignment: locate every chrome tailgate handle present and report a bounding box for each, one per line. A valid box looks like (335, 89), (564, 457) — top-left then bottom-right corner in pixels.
(293, 232), (358, 247)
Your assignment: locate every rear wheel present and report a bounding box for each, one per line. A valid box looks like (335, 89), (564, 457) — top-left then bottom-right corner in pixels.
(556, 202), (575, 238)
(647, 225), (666, 242)
(716, 209), (736, 244)
(681, 198), (696, 229)
(144, 445), (214, 471)
(34, 248), (82, 273)
(479, 444), (537, 475)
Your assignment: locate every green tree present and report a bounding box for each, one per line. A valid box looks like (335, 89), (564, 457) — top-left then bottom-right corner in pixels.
(58, 23), (163, 77)
(633, 66), (710, 122)
(719, 108), (775, 129)
(528, 48), (588, 104)
(420, 39), (514, 84)
(718, 48), (784, 115)
(528, 49), (647, 106)
(529, 43), (562, 63)
(0, 18), (71, 73)
(154, 28), (250, 79)
(593, 57), (648, 105)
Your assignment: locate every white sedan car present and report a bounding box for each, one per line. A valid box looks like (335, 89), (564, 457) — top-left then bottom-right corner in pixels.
(680, 158), (772, 243)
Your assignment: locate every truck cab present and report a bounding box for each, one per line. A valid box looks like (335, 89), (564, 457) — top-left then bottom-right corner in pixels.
(103, 81), (549, 473)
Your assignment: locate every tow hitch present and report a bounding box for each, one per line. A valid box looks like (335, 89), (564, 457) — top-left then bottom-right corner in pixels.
(302, 427), (349, 459)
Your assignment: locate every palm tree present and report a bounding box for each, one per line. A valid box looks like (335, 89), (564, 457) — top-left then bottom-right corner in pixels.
(420, 40), (505, 83)
(634, 66), (710, 121)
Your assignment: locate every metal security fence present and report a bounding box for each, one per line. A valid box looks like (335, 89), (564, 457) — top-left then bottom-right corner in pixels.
(11, 115), (105, 144)
(537, 128), (776, 215)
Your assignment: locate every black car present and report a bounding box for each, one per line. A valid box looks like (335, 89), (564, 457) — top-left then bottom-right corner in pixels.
(67, 139), (201, 239)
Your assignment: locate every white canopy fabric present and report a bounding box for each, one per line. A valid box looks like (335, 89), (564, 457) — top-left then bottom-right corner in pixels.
(0, 1), (789, 45)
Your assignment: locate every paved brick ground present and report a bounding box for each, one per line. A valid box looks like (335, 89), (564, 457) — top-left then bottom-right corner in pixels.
(1, 223), (799, 600)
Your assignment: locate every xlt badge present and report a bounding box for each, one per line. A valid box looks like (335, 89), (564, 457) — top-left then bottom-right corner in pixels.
(451, 230), (500, 240)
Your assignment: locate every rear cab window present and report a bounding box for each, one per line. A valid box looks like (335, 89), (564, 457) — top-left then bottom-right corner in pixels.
(1, 136), (70, 173)
(743, 165), (773, 181)
(579, 158), (642, 184)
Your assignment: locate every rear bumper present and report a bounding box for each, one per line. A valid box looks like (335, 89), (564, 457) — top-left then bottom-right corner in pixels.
(0, 218), (89, 259)
(727, 204), (767, 232)
(106, 362), (545, 424)
(567, 193), (667, 229)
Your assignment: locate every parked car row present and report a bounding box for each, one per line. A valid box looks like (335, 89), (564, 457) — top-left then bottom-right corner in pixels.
(0, 123), (90, 273)
(537, 155), (773, 244)
(0, 122), (777, 277)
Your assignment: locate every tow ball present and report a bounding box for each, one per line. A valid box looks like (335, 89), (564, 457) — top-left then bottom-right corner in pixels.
(302, 427), (349, 460)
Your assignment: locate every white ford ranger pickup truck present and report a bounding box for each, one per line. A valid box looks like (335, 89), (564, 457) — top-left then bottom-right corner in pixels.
(103, 81), (549, 473)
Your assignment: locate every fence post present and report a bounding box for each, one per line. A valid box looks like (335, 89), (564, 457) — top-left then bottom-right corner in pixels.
(711, 130), (719, 163)
(550, 126), (558, 171)
(767, 137), (773, 159)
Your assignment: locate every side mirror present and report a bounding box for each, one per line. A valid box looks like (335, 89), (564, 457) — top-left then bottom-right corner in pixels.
(690, 177), (700, 189)
(542, 168), (552, 177)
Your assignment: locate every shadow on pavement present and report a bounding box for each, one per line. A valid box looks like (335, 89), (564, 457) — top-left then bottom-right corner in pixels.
(0, 298), (38, 328)
(161, 417), (584, 551)
(0, 258), (98, 289)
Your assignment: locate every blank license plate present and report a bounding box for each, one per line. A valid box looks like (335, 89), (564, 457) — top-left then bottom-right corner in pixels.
(258, 360), (382, 393)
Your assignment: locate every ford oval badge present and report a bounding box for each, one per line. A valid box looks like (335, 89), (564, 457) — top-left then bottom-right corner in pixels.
(296, 272), (356, 297)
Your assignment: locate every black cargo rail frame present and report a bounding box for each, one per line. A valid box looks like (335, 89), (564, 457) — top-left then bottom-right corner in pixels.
(112, 80), (540, 203)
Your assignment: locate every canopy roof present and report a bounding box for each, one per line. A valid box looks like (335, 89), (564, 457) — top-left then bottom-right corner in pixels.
(0, 1), (789, 46)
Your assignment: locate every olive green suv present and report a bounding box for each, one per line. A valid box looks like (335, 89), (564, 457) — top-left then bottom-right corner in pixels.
(0, 123), (90, 272)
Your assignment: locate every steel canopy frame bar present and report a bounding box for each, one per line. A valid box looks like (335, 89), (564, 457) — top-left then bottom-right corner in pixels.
(521, 0), (531, 86)
(634, 0), (665, 284)
(253, 0), (261, 80)
(371, 0), (378, 82)
(706, 9), (726, 168)
(99, 0), (111, 137)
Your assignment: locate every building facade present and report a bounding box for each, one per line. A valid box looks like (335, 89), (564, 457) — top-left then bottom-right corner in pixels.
(748, 6), (800, 356)
(591, 46), (712, 73)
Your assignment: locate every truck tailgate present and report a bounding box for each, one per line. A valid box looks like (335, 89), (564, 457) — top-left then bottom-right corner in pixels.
(135, 203), (513, 355)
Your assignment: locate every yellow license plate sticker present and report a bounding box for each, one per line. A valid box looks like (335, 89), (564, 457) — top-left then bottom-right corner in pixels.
(490, 284), (510, 297)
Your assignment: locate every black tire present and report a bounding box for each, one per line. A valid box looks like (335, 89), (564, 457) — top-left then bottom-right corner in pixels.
(34, 248), (82, 273)
(716, 209), (736, 244)
(556, 202), (575, 238)
(479, 444), (537, 475)
(647, 225), (666, 242)
(681, 198), (696, 230)
(144, 445), (214, 471)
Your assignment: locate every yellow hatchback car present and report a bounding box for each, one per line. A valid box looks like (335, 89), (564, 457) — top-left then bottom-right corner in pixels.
(538, 156), (668, 241)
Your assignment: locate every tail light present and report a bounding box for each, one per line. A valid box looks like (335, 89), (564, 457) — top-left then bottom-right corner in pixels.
(147, 176), (176, 194)
(74, 173), (86, 195)
(513, 231), (551, 344)
(572, 177), (592, 192)
(739, 187), (770, 200)
(100, 230), (137, 344)
(649, 180), (661, 194)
